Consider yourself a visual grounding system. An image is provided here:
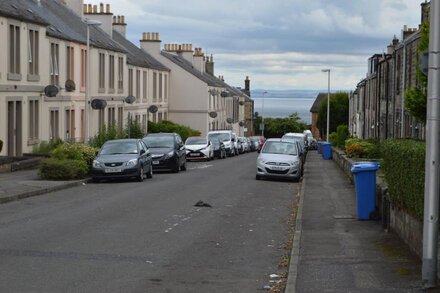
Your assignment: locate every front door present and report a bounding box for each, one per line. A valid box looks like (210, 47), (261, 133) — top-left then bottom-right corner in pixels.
(7, 101), (23, 157)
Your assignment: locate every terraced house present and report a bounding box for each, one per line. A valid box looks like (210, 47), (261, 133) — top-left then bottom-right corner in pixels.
(349, 1), (430, 140)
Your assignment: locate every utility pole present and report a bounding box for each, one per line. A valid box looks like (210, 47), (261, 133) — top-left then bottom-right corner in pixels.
(422, 0), (440, 288)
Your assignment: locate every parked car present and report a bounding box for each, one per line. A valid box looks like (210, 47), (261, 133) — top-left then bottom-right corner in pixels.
(142, 133), (187, 173)
(207, 130), (236, 157)
(211, 138), (227, 159)
(232, 133), (241, 155)
(238, 137), (250, 153)
(256, 138), (302, 182)
(185, 136), (214, 161)
(91, 139), (153, 182)
(249, 137), (260, 152)
(250, 136), (266, 150)
(282, 133), (308, 162)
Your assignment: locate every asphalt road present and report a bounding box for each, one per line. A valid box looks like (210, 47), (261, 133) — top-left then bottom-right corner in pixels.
(0, 152), (299, 293)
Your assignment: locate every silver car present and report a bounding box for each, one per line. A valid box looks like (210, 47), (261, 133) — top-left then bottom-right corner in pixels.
(256, 138), (302, 182)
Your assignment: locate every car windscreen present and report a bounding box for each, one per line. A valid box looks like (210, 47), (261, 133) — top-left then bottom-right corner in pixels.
(208, 133), (230, 142)
(100, 141), (138, 155)
(262, 141), (298, 155)
(186, 138), (207, 145)
(143, 136), (174, 148)
(283, 136), (304, 147)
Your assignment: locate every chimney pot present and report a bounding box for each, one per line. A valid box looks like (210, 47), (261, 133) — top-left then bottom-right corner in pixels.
(93, 5), (98, 13)
(121, 15), (125, 24)
(88, 4), (92, 13)
(100, 3), (104, 13)
(112, 15), (116, 23)
(142, 32), (147, 40)
(106, 4), (110, 13)
(83, 3), (88, 13)
(147, 32), (151, 40)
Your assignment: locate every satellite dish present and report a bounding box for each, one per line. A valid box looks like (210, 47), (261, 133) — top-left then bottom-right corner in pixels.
(208, 111), (218, 118)
(148, 105), (158, 113)
(44, 85), (59, 97)
(226, 118), (233, 124)
(91, 99), (107, 110)
(239, 121), (245, 127)
(239, 101), (245, 106)
(65, 80), (76, 92)
(220, 91), (229, 98)
(125, 95), (136, 104)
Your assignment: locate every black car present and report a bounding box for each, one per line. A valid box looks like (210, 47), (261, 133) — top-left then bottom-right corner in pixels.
(211, 138), (226, 159)
(142, 133), (187, 173)
(91, 139), (153, 182)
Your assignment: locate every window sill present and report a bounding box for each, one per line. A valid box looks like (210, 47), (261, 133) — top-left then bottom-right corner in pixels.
(27, 138), (40, 146)
(98, 88), (105, 94)
(118, 89), (124, 94)
(108, 88), (115, 94)
(7, 73), (22, 81)
(27, 74), (40, 82)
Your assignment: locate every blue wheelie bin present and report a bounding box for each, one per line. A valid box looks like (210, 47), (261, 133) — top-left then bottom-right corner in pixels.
(351, 162), (380, 220)
(321, 142), (332, 160)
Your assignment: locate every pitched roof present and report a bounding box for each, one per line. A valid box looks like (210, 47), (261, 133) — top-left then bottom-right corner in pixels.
(161, 51), (224, 87)
(112, 31), (169, 71)
(310, 93), (327, 113)
(0, 0), (125, 53)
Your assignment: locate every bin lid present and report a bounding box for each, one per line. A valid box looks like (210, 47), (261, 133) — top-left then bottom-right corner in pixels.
(321, 142), (331, 146)
(350, 161), (380, 173)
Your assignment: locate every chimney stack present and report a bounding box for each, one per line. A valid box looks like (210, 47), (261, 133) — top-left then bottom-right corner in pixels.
(112, 14), (127, 38)
(63, 0), (84, 17)
(84, 2), (114, 37)
(140, 31), (162, 57)
(206, 54), (214, 76)
(193, 48), (206, 73)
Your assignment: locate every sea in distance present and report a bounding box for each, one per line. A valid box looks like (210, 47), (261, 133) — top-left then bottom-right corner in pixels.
(251, 89), (321, 125)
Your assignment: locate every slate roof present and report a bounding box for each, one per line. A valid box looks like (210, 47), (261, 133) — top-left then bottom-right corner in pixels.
(310, 93), (327, 113)
(112, 30), (169, 71)
(0, 0), (125, 53)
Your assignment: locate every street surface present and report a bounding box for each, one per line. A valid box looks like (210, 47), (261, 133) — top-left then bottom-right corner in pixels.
(0, 152), (298, 292)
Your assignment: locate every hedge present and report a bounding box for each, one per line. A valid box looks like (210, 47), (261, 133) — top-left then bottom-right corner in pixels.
(382, 139), (425, 220)
(148, 121), (201, 142)
(39, 158), (88, 180)
(345, 138), (381, 159)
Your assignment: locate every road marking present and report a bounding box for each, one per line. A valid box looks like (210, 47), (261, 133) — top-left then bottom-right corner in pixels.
(187, 164), (213, 170)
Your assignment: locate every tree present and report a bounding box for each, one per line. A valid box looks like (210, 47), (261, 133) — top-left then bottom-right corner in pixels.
(405, 19), (429, 123)
(262, 112), (308, 138)
(317, 92), (349, 138)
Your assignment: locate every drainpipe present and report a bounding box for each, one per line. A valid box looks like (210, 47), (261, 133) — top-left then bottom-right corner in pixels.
(401, 43), (407, 138)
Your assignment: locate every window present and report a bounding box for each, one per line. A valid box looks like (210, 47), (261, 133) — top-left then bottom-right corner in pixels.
(28, 29), (39, 77)
(164, 112), (167, 121)
(108, 107), (115, 126)
(9, 24), (20, 77)
(128, 69), (133, 96)
(136, 70), (140, 102)
(49, 109), (59, 140)
(118, 57), (124, 91)
(109, 55), (115, 90)
(80, 49), (86, 89)
(29, 100), (39, 140)
(159, 73), (163, 102)
(98, 108), (105, 129)
(158, 112), (163, 122)
(65, 109), (75, 141)
(164, 74), (168, 102)
(99, 53), (105, 90)
(153, 72), (157, 102)
(143, 71), (147, 103)
(50, 43), (59, 86)
(117, 107), (123, 132)
(66, 46), (74, 81)
(153, 112), (157, 123)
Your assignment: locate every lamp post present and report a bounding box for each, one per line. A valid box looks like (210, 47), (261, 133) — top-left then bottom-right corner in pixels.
(322, 69), (331, 142)
(261, 91), (268, 137)
(83, 19), (101, 143)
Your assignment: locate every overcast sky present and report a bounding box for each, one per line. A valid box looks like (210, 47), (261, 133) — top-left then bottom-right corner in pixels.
(89, 0), (423, 91)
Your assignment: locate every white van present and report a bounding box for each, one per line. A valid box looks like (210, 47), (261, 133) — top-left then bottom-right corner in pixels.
(207, 130), (236, 157)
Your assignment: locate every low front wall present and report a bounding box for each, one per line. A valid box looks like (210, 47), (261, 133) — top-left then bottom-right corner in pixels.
(331, 147), (425, 262)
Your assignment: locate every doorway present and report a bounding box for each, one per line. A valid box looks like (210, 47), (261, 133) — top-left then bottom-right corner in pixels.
(7, 100), (23, 157)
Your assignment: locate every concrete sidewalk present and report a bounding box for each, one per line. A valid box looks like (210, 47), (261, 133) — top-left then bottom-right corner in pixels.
(286, 151), (434, 293)
(0, 169), (87, 204)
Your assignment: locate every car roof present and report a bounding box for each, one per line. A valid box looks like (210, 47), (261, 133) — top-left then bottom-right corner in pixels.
(145, 133), (175, 136)
(105, 138), (139, 143)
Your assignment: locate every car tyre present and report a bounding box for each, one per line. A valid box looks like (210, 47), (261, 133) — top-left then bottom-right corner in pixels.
(146, 166), (153, 179)
(256, 174), (262, 180)
(137, 166), (144, 182)
(181, 160), (187, 171)
(91, 177), (100, 183)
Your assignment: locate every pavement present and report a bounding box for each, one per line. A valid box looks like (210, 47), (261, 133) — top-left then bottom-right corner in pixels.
(0, 153), (437, 292)
(0, 169), (87, 204)
(286, 151), (435, 293)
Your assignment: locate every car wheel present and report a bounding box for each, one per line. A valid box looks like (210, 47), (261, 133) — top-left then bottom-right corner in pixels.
(256, 174), (262, 180)
(91, 177), (100, 183)
(181, 159), (187, 171)
(146, 165), (153, 179)
(137, 166), (144, 182)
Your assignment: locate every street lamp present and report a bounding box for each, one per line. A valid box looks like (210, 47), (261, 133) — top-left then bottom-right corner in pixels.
(322, 69), (331, 142)
(262, 91), (268, 137)
(83, 18), (102, 143)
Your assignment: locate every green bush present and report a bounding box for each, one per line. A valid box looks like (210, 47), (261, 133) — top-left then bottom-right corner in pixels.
(32, 139), (64, 156)
(148, 121), (201, 142)
(382, 139), (425, 220)
(89, 124), (125, 148)
(126, 119), (144, 139)
(39, 158), (88, 180)
(345, 138), (379, 158)
(336, 125), (349, 149)
(51, 143), (98, 166)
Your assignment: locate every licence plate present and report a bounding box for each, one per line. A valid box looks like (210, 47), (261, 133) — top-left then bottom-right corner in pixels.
(152, 161), (159, 165)
(190, 153), (200, 157)
(270, 166), (285, 171)
(105, 168), (122, 173)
